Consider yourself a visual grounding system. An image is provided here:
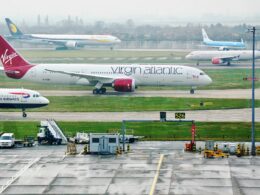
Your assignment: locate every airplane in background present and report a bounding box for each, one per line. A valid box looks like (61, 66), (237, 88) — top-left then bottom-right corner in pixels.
(4, 18), (121, 50)
(0, 36), (212, 94)
(185, 50), (260, 65)
(202, 28), (245, 50)
(0, 88), (49, 117)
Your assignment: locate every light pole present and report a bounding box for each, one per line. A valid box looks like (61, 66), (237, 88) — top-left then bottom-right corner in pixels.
(248, 27), (256, 156)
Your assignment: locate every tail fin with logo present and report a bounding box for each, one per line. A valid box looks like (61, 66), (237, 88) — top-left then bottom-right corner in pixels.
(5, 18), (23, 37)
(202, 28), (212, 42)
(0, 36), (33, 79)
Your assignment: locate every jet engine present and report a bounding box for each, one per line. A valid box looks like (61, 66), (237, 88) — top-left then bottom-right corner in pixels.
(65, 41), (77, 48)
(218, 46), (229, 51)
(112, 79), (135, 92)
(211, 57), (223, 65)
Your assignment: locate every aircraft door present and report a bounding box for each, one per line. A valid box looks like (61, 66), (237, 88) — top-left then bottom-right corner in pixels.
(187, 72), (192, 80)
(20, 95), (28, 103)
(99, 136), (109, 153)
(29, 69), (37, 79)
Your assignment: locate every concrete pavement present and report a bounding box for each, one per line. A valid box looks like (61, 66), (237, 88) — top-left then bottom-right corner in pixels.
(0, 108), (258, 122)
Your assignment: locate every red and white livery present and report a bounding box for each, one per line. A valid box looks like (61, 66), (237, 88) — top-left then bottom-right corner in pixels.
(0, 36), (212, 94)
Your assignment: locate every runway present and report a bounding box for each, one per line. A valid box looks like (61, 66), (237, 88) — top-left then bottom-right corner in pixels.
(39, 89), (260, 99)
(1, 108), (259, 122)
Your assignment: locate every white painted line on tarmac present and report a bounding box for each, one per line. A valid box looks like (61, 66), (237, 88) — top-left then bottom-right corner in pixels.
(0, 157), (40, 194)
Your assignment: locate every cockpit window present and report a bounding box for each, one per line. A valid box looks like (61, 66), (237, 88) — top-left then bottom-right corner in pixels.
(33, 94), (40, 98)
(200, 72), (205, 75)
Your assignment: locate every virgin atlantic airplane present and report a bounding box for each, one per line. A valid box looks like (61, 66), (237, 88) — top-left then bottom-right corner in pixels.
(0, 36), (212, 94)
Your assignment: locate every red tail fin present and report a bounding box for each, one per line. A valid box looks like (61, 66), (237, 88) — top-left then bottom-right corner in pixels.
(0, 36), (33, 79)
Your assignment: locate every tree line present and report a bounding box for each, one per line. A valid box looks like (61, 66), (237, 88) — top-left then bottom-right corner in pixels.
(0, 19), (259, 42)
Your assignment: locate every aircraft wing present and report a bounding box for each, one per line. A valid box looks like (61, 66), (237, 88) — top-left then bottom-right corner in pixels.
(35, 39), (66, 46)
(217, 55), (240, 62)
(45, 69), (127, 84)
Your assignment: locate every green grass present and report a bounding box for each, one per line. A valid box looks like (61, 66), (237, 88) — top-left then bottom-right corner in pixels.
(2, 97), (258, 112)
(0, 121), (259, 141)
(19, 49), (187, 59)
(0, 68), (259, 90)
(202, 69), (260, 89)
(21, 49), (189, 64)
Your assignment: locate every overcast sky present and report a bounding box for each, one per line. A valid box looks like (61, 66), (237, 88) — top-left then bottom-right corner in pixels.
(0, 0), (260, 25)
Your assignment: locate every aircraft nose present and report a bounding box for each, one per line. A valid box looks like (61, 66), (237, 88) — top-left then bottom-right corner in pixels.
(185, 54), (191, 59)
(116, 39), (121, 43)
(206, 75), (212, 85)
(43, 97), (50, 105)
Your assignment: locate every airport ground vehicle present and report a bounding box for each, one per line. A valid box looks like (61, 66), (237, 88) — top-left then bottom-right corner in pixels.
(0, 133), (15, 148)
(23, 136), (34, 147)
(37, 120), (67, 145)
(37, 126), (62, 145)
(75, 132), (89, 144)
(204, 149), (229, 158)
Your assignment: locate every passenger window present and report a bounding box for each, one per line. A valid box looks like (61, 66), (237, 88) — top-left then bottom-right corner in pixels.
(92, 138), (99, 143)
(109, 138), (116, 143)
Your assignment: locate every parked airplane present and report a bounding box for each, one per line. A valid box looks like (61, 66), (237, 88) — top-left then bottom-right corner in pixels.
(5, 18), (121, 50)
(0, 36), (212, 94)
(202, 28), (245, 50)
(0, 88), (49, 117)
(186, 50), (260, 65)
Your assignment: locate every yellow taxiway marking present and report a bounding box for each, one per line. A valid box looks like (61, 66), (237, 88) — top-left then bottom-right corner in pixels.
(149, 154), (164, 195)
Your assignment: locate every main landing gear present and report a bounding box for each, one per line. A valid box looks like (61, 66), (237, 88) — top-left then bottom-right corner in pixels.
(22, 108), (27, 118)
(92, 87), (107, 94)
(190, 89), (195, 94)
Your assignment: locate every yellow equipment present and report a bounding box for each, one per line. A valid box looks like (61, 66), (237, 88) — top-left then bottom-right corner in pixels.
(204, 149), (229, 159)
(236, 143), (247, 157)
(66, 143), (77, 155)
(256, 146), (260, 155)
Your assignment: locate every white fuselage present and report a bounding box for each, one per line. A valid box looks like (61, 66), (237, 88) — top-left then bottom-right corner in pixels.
(186, 50), (260, 61)
(19, 34), (121, 47)
(21, 64), (212, 87)
(0, 88), (49, 109)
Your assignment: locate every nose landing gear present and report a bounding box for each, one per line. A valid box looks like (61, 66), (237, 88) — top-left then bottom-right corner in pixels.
(190, 87), (197, 94)
(22, 108), (27, 118)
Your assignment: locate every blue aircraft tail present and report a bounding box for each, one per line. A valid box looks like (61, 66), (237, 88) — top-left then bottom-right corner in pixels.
(5, 18), (23, 37)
